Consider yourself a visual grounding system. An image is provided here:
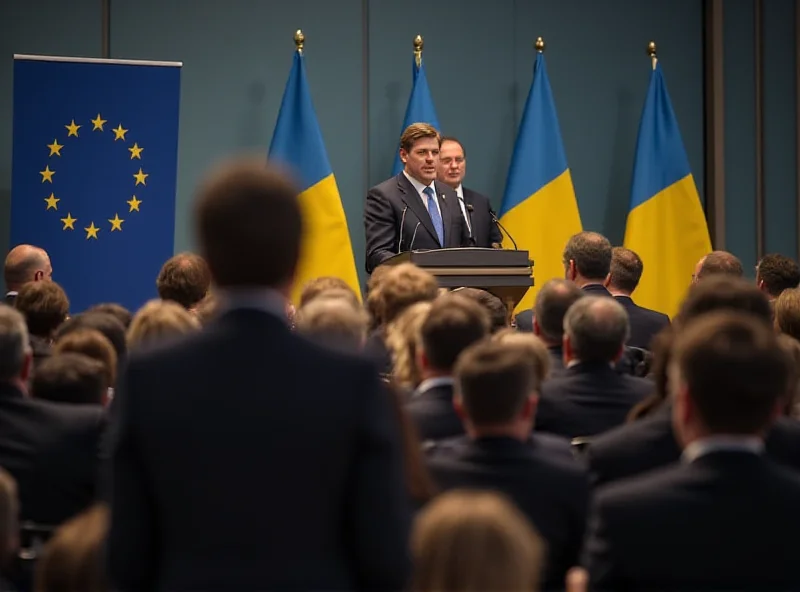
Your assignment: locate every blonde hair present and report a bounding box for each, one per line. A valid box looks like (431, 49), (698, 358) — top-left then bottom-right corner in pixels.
(53, 329), (118, 388)
(295, 297), (369, 351)
(373, 263), (439, 326)
(386, 301), (432, 389)
(127, 299), (200, 349)
(492, 329), (551, 385)
(775, 288), (800, 340)
(412, 490), (544, 592)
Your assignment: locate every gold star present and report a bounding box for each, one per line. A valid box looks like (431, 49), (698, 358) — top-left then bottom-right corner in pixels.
(44, 193), (60, 210)
(91, 113), (107, 131)
(39, 165), (55, 183)
(84, 222), (99, 240)
(133, 168), (148, 186)
(128, 142), (143, 159)
(47, 139), (63, 157)
(127, 195), (142, 212)
(61, 213), (76, 230)
(112, 124), (128, 141)
(65, 120), (81, 137)
(108, 214), (124, 231)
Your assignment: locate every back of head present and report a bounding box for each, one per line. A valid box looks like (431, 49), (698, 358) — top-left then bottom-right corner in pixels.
(563, 296), (630, 363)
(492, 329), (552, 381)
(385, 301), (433, 389)
(4, 244), (48, 291)
(192, 292), (218, 326)
(534, 279), (584, 343)
(412, 490), (543, 592)
(774, 287), (800, 340)
(562, 231), (612, 281)
(777, 333), (800, 416)
(608, 247), (643, 294)
(55, 312), (127, 361)
(15, 280), (69, 338)
(155, 252), (211, 309)
(32, 353), (107, 405)
(53, 329), (117, 388)
(672, 311), (789, 435)
(85, 303), (132, 329)
(295, 297), (368, 353)
(0, 305), (29, 383)
(299, 276), (358, 308)
(696, 250), (743, 281)
(127, 299), (200, 350)
(757, 253), (800, 298)
(375, 263), (439, 326)
(194, 158), (302, 290)
(453, 288), (508, 333)
(366, 265), (393, 330)
(677, 276), (772, 328)
(420, 294), (490, 373)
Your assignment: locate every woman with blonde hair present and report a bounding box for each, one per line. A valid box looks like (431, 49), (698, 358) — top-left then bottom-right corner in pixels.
(127, 299), (200, 350)
(385, 301), (433, 390)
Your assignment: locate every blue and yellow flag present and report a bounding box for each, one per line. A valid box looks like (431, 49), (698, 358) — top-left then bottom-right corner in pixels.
(391, 55), (440, 175)
(11, 55), (181, 313)
(624, 59), (711, 318)
(269, 50), (360, 303)
(499, 51), (582, 311)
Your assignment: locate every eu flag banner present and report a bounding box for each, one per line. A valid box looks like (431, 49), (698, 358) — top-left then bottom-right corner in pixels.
(11, 55), (181, 314)
(624, 59), (711, 318)
(269, 50), (360, 303)
(391, 55), (440, 175)
(499, 50), (582, 311)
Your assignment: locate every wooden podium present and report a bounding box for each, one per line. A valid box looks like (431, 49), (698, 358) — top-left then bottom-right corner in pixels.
(379, 247), (534, 312)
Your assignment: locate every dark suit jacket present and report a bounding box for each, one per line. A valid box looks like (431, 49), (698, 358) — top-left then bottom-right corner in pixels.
(461, 187), (502, 248)
(536, 363), (652, 439)
(426, 435), (589, 590)
(614, 295), (670, 350)
(586, 403), (800, 487)
(0, 383), (105, 525)
(585, 450), (800, 591)
(107, 308), (410, 592)
(364, 174), (470, 272)
(514, 308), (533, 332)
(406, 381), (463, 442)
(582, 283), (612, 297)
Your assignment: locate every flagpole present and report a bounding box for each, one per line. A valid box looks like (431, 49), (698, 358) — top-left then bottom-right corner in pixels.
(648, 40), (657, 69)
(294, 29), (305, 56)
(414, 35), (423, 68)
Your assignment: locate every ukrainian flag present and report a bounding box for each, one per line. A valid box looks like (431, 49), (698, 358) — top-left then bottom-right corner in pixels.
(499, 49), (582, 311)
(269, 47), (360, 303)
(391, 52), (440, 175)
(624, 58), (711, 318)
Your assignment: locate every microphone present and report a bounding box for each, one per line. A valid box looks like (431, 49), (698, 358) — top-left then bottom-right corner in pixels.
(409, 222), (421, 252)
(398, 205), (408, 254)
(490, 209), (519, 250)
(456, 195), (475, 245)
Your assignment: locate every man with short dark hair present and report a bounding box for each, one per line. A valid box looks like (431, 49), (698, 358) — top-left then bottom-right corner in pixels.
(425, 339), (588, 590)
(14, 280), (70, 371)
(693, 250), (743, 283)
(4, 244), (52, 305)
(756, 253), (800, 300)
(453, 288), (508, 333)
(607, 247), (670, 349)
(525, 279), (584, 373)
(109, 159), (411, 592)
(32, 353), (107, 406)
(536, 297), (651, 438)
(407, 293), (490, 441)
(563, 232), (613, 296)
(156, 252), (210, 310)
(585, 312), (800, 590)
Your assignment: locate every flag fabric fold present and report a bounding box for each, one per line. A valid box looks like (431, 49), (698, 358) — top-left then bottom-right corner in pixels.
(498, 52), (582, 311)
(624, 60), (711, 318)
(269, 51), (360, 303)
(10, 56), (181, 313)
(391, 57), (440, 175)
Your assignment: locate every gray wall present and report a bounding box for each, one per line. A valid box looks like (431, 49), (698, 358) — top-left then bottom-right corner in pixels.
(1, 0), (796, 289)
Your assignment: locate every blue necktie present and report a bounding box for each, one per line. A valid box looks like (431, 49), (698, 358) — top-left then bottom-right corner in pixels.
(423, 186), (444, 246)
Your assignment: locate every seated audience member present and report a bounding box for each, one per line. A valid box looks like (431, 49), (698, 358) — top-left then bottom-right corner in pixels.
(192, 292), (218, 326)
(563, 231), (613, 296)
(295, 296), (369, 353)
(4, 245), (51, 306)
(53, 329), (117, 390)
(536, 296), (651, 438)
(452, 288), (508, 333)
(0, 305), (105, 527)
(365, 265), (392, 331)
(32, 354), (108, 406)
(406, 294), (490, 441)
(777, 334), (800, 418)
(35, 504), (109, 592)
(584, 312), (800, 591)
(425, 339), (588, 590)
(756, 253), (800, 302)
(606, 247), (670, 349)
(386, 301), (433, 390)
(585, 276), (800, 487)
(126, 299), (200, 350)
(0, 469), (18, 591)
(773, 287), (800, 340)
(527, 279), (584, 373)
(492, 329), (552, 381)
(14, 281), (70, 372)
(155, 252), (211, 310)
(412, 491), (544, 592)
(55, 313), (127, 363)
(85, 303), (132, 330)
(692, 249), (743, 283)
(298, 276), (360, 309)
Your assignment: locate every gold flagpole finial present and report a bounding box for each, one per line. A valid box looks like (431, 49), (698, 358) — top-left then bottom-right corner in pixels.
(647, 40), (657, 68)
(535, 37), (545, 53)
(294, 30), (305, 55)
(414, 35), (424, 68)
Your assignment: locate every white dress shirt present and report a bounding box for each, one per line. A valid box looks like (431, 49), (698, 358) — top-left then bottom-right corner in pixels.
(454, 184), (472, 233)
(682, 435), (764, 463)
(403, 171), (442, 219)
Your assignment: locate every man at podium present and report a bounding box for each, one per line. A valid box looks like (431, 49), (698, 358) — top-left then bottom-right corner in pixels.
(364, 123), (470, 273)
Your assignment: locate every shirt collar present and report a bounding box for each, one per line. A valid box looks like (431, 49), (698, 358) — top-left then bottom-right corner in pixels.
(403, 170), (436, 196)
(682, 435), (764, 463)
(455, 184), (464, 199)
(415, 376), (455, 396)
(215, 287), (289, 320)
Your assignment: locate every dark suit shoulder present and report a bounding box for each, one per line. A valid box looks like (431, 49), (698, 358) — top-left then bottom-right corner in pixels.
(368, 174), (403, 197)
(462, 187), (490, 204)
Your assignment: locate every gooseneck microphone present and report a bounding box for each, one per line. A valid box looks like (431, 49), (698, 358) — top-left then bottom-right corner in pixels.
(397, 205), (408, 254)
(409, 222), (421, 252)
(456, 195), (475, 245)
(490, 209), (519, 251)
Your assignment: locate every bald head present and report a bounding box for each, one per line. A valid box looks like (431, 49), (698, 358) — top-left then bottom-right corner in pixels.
(4, 245), (51, 292)
(533, 279), (585, 345)
(563, 296), (630, 363)
(694, 251), (743, 283)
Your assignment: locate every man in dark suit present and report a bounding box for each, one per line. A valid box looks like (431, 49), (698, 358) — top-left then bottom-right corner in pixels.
(426, 339), (588, 590)
(436, 137), (502, 248)
(364, 123), (470, 273)
(585, 312), (800, 591)
(3, 244), (52, 305)
(407, 293), (489, 442)
(536, 296), (651, 438)
(563, 231), (613, 297)
(756, 252), (800, 302)
(108, 159), (411, 591)
(606, 247), (670, 349)
(692, 249), (743, 283)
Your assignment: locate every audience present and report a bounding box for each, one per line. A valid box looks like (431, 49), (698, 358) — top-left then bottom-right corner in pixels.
(491, 329), (552, 382)
(693, 250), (743, 282)
(385, 301), (433, 390)
(155, 252), (211, 310)
(32, 354), (108, 407)
(126, 299), (200, 350)
(14, 281), (70, 371)
(0, 469), (18, 590)
(756, 253), (800, 301)
(528, 279), (584, 373)
(298, 276), (359, 309)
(773, 287), (800, 340)
(4, 245), (52, 306)
(53, 329), (117, 391)
(294, 296), (368, 353)
(562, 231), (613, 296)
(452, 288), (508, 333)
(55, 313), (127, 364)
(85, 304), (132, 330)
